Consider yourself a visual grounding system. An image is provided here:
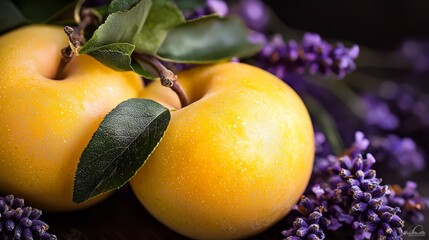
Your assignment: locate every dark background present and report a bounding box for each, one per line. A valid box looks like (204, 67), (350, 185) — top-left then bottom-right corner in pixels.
(264, 0), (429, 50)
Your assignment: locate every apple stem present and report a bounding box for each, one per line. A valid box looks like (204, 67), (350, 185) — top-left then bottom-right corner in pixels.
(133, 53), (190, 108)
(55, 46), (74, 80)
(55, 9), (97, 80)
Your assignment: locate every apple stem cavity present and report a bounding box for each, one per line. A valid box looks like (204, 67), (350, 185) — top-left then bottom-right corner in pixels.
(55, 9), (98, 80)
(133, 53), (190, 108)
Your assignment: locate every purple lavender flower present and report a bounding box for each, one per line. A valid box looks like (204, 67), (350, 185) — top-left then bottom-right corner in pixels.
(0, 195), (57, 240)
(370, 135), (425, 177)
(388, 181), (429, 223)
(352, 131), (370, 154)
(333, 154), (404, 240)
(363, 94), (399, 131)
(282, 196), (328, 240)
(230, 0), (270, 31)
(315, 132), (327, 154)
(378, 82), (429, 130)
(254, 33), (359, 79)
(283, 132), (417, 240)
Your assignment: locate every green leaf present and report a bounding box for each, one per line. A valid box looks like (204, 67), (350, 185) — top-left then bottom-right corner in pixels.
(134, 0), (185, 54)
(84, 43), (135, 72)
(131, 60), (157, 79)
(157, 16), (262, 63)
(73, 98), (170, 203)
(108, 0), (140, 14)
(79, 0), (152, 54)
(79, 0), (185, 73)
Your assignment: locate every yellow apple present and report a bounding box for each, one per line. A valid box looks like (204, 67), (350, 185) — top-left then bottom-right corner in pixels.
(131, 62), (314, 239)
(0, 25), (143, 211)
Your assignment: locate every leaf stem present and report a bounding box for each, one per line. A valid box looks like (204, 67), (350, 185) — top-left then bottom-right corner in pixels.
(133, 53), (190, 108)
(55, 8), (97, 80)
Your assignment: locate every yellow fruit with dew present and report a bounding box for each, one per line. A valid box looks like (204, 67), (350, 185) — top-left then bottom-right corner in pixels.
(131, 62), (314, 239)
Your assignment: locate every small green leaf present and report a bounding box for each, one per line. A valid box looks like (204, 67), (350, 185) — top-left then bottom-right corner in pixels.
(157, 16), (262, 63)
(79, 0), (185, 73)
(73, 98), (170, 203)
(79, 0), (152, 54)
(84, 43), (135, 72)
(134, 0), (185, 54)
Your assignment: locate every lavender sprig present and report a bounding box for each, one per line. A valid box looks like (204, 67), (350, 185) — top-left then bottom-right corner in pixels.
(387, 181), (429, 223)
(282, 197), (328, 240)
(0, 195), (56, 240)
(334, 154), (404, 240)
(255, 33), (359, 79)
(282, 132), (422, 240)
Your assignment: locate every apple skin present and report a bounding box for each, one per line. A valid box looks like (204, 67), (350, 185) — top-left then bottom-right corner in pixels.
(131, 62), (314, 239)
(0, 25), (143, 211)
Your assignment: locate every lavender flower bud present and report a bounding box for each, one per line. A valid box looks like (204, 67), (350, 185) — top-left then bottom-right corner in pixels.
(0, 195), (57, 240)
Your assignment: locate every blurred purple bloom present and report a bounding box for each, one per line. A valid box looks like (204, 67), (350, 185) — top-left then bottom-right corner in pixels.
(315, 132), (327, 154)
(398, 39), (429, 72)
(379, 82), (429, 130)
(207, 0), (228, 16)
(363, 94), (399, 131)
(370, 135), (425, 177)
(353, 131), (370, 153)
(230, 0), (270, 31)
(255, 33), (359, 79)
